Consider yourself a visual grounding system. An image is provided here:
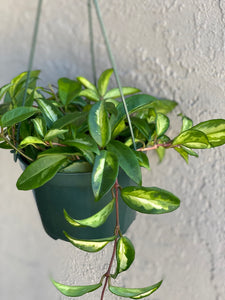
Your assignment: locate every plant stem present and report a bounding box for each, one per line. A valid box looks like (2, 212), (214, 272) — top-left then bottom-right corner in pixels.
(100, 179), (120, 300)
(0, 134), (33, 162)
(137, 142), (178, 152)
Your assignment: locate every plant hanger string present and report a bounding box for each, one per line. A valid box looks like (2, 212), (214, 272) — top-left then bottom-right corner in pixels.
(92, 0), (137, 150)
(88, 0), (97, 86)
(15, 0), (43, 160)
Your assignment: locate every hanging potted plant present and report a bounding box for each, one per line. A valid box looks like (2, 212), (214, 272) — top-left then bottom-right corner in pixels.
(1, 0), (225, 299)
(1, 67), (225, 299)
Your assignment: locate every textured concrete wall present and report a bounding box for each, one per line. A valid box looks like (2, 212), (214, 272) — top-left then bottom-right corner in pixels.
(0, 1), (225, 299)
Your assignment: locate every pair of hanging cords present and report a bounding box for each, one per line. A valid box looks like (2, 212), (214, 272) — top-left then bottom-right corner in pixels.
(90, 0), (136, 150)
(15, 0), (43, 161)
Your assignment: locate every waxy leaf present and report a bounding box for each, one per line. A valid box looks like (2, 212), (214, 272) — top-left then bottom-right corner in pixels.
(19, 136), (45, 147)
(61, 161), (92, 173)
(64, 231), (115, 252)
(110, 94), (157, 131)
(52, 280), (101, 297)
(156, 146), (165, 162)
(192, 119), (225, 147)
(98, 68), (113, 96)
(36, 98), (59, 125)
(92, 150), (119, 201)
(0, 83), (12, 100)
(112, 120), (127, 138)
(156, 113), (169, 137)
(115, 236), (135, 275)
(64, 198), (115, 228)
(172, 129), (210, 149)
(32, 117), (47, 138)
(134, 151), (150, 170)
(174, 147), (189, 163)
(181, 116), (193, 132)
(131, 117), (151, 140)
(150, 99), (177, 114)
(107, 140), (142, 185)
(79, 89), (100, 102)
(88, 101), (111, 147)
(104, 87), (140, 99)
(77, 76), (97, 92)
(58, 77), (82, 106)
(181, 146), (198, 157)
(109, 280), (162, 299)
(80, 148), (95, 164)
(44, 129), (68, 141)
(51, 111), (88, 129)
(38, 146), (80, 157)
(16, 155), (67, 190)
(0, 142), (13, 149)
(64, 134), (100, 155)
(121, 186), (180, 214)
(1, 107), (39, 127)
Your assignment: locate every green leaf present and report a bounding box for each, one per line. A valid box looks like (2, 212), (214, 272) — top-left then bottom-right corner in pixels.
(131, 117), (151, 140)
(38, 146), (80, 158)
(58, 78), (82, 106)
(64, 231), (115, 252)
(156, 146), (165, 162)
(77, 76), (97, 92)
(133, 151), (150, 170)
(107, 140), (142, 185)
(115, 237), (135, 276)
(31, 117), (47, 138)
(0, 83), (12, 100)
(150, 99), (177, 114)
(36, 98), (59, 126)
(98, 68), (113, 96)
(110, 94), (157, 131)
(64, 198), (115, 228)
(174, 147), (189, 163)
(51, 111), (88, 129)
(104, 87), (140, 99)
(0, 103), (10, 116)
(181, 146), (198, 157)
(121, 186), (180, 214)
(192, 119), (225, 147)
(9, 70), (40, 97)
(80, 148), (95, 164)
(105, 98), (120, 107)
(109, 280), (162, 299)
(1, 107), (39, 127)
(44, 129), (68, 141)
(156, 113), (169, 136)
(16, 155), (67, 190)
(172, 129), (210, 149)
(105, 101), (118, 116)
(112, 120), (127, 138)
(88, 101), (111, 147)
(19, 136), (45, 148)
(181, 116), (193, 132)
(92, 150), (119, 201)
(64, 134), (100, 155)
(52, 280), (101, 297)
(61, 161), (92, 173)
(79, 89), (100, 102)
(0, 142), (13, 149)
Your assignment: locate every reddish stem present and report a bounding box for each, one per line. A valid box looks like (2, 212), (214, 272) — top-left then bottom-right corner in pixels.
(100, 179), (120, 300)
(137, 142), (179, 152)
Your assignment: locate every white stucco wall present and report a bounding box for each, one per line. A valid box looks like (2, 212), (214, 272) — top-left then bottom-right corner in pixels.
(0, 1), (224, 299)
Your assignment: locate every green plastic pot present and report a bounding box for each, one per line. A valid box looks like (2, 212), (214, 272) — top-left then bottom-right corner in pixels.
(20, 161), (136, 241)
